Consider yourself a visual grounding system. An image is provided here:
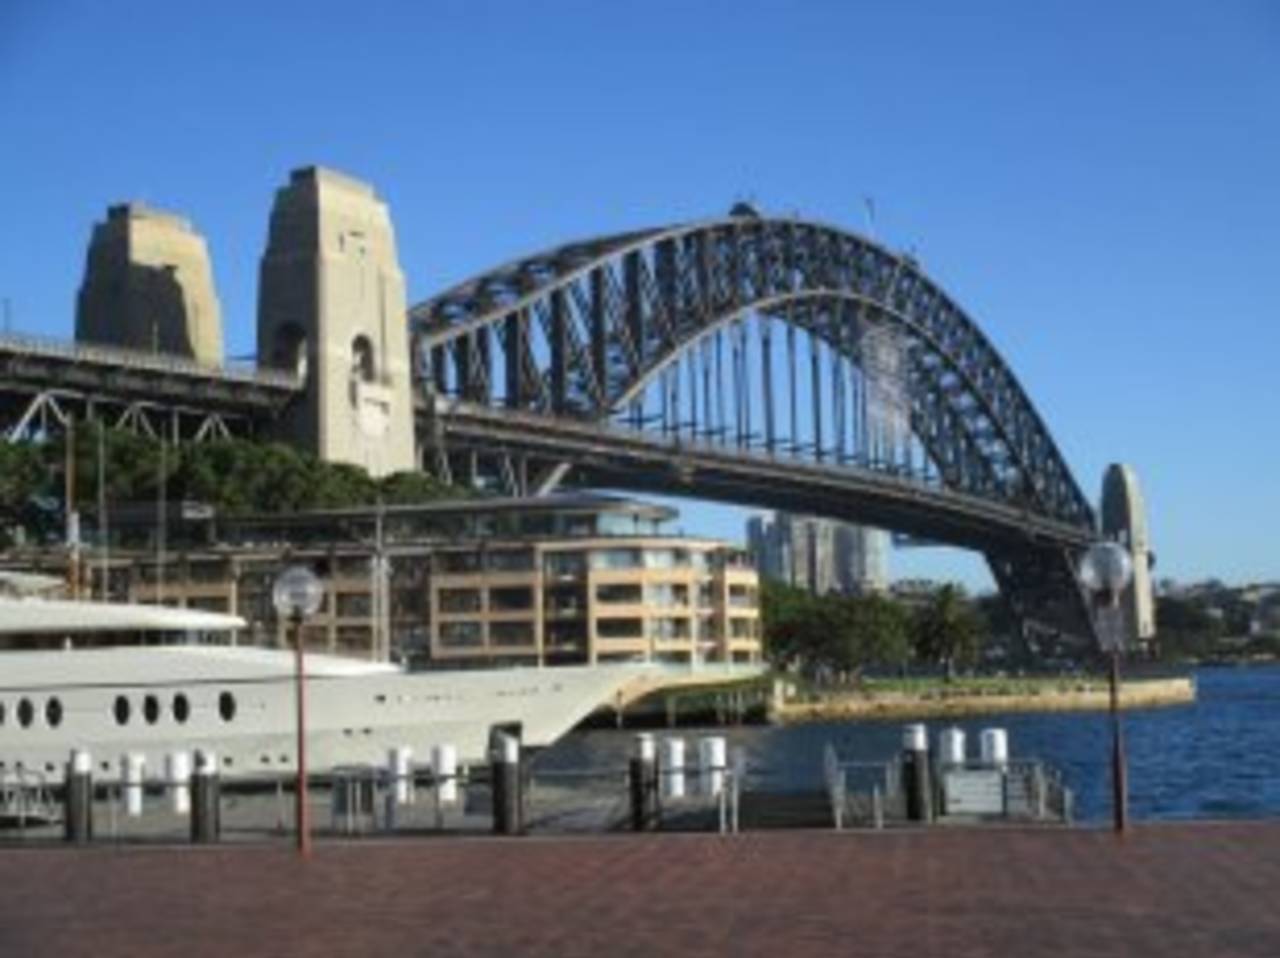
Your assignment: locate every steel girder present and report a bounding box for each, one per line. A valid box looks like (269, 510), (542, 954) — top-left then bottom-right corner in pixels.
(411, 215), (1099, 641)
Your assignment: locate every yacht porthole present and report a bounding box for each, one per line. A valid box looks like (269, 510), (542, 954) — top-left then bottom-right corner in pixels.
(143, 695), (161, 725)
(113, 696), (131, 726)
(218, 692), (236, 722)
(45, 698), (63, 728)
(17, 698), (34, 728)
(172, 693), (190, 724)
(44, 762), (55, 773)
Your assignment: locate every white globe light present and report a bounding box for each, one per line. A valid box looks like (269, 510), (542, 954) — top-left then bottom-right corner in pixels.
(272, 565), (324, 619)
(1078, 542), (1134, 595)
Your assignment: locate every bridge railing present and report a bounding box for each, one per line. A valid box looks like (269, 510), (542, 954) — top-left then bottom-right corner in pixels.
(0, 330), (301, 390)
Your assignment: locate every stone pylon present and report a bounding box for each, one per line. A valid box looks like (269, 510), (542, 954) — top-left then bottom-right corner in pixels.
(76, 203), (224, 365)
(257, 166), (415, 478)
(1100, 463), (1156, 641)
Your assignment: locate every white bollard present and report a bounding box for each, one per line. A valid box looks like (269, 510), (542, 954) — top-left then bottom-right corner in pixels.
(166, 751), (191, 815)
(698, 736), (726, 797)
(902, 723), (929, 752)
(634, 732), (656, 764)
(70, 748), (93, 776)
(432, 743), (458, 805)
(939, 727), (967, 767)
(980, 728), (1009, 768)
(661, 737), (686, 800)
(121, 752), (146, 818)
(389, 746), (413, 806)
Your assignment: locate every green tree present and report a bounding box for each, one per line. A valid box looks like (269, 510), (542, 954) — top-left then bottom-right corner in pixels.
(911, 584), (986, 679)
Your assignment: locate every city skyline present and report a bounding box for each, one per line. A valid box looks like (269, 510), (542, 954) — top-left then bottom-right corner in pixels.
(1, 1), (1276, 588)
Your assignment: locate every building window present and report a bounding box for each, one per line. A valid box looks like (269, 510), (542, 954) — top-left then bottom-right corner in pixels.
(337, 593), (373, 617)
(728, 585), (757, 608)
(544, 551), (586, 576)
(436, 552), (481, 574)
(650, 617), (691, 640)
(351, 334), (376, 382)
(590, 548), (643, 571)
(439, 621), (483, 648)
(597, 617), (644, 640)
(646, 583), (689, 607)
(489, 587), (533, 611)
(730, 618), (756, 639)
(546, 621), (586, 646)
(545, 585), (586, 614)
(439, 588), (482, 613)
(699, 583), (715, 608)
(486, 549), (534, 572)
(596, 583), (642, 604)
(490, 621), (535, 646)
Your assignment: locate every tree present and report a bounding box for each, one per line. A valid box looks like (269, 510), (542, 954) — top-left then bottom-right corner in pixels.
(911, 584), (986, 679)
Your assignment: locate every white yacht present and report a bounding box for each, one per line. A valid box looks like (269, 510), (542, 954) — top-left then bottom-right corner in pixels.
(0, 592), (753, 783)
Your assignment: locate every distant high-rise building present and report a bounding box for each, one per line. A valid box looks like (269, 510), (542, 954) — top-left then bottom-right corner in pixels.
(747, 511), (887, 595)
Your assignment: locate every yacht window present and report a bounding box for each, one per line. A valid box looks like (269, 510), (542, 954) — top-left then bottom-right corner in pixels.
(143, 695), (161, 725)
(173, 693), (190, 724)
(219, 691), (237, 722)
(0, 701), (5, 725)
(17, 698), (34, 728)
(114, 696), (131, 726)
(45, 698), (63, 728)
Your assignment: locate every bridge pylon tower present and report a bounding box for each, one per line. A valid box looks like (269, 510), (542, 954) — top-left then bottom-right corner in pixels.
(257, 166), (414, 477)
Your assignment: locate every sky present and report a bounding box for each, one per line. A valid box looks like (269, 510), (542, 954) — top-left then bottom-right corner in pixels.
(1, 1), (1277, 589)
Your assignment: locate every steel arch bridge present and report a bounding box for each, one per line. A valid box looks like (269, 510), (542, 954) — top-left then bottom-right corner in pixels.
(410, 210), (1100, 644)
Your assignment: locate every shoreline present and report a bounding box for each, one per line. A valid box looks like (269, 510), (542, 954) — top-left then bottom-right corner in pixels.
(772, 676), (1197, 723)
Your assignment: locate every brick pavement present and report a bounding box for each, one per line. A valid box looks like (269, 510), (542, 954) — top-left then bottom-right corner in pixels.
(2, 823), (1279, 957)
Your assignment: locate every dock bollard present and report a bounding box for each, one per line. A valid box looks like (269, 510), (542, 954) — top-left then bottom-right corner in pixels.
(698, 736), (727, 798)
(122, 752), (146, 818)
(166, 751), (191, 815)
(63, 749), (93, 844)
(661, 737), (686, 800)
(432, 744), (458, 805)
(389, 746), (413, 806)
(629, 733), (657, 831)
(901, 723), (933, 823)
(490, 733), (522, 835)
(190, 750), (221, 844)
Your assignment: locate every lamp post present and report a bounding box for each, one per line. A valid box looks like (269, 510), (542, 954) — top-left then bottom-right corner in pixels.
(272, 565), (324, 857)
(1079, 541), (1135, 835)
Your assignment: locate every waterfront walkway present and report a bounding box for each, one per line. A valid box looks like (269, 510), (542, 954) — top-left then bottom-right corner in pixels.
(3, 822), (1279, 957)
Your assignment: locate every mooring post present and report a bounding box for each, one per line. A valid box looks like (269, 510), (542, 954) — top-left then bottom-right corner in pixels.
(63, 749), (93, 844)
(901, 723), (933, 823)
(190, 750), (221, 844)
(629, 733), (657, 831)
(490, 733), (522, 835)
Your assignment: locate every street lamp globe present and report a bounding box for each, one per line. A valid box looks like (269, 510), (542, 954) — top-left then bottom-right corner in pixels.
(1078, 541), (1134, 598)
(272, 565), (324, 621)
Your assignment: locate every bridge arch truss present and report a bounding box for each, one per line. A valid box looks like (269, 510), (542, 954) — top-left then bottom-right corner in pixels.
(410, 214), (1099, 645)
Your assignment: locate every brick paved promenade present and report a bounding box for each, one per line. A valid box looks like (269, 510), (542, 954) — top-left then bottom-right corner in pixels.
(3, 823), (1279, 957)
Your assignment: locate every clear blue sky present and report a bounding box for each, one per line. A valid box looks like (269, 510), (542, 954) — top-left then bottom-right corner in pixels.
(2, 1), (1277, 588)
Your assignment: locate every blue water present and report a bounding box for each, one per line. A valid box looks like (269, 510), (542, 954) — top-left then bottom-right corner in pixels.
(542, 665), (1280, 823)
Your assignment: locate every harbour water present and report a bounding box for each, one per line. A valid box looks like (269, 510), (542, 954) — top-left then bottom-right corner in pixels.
(539, 664), (1280, 823)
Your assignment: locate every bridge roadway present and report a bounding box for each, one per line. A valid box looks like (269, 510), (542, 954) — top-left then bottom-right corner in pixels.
(418, 399), (1096, 556)
(0, 330), (298, 412)
(0, 331), (300, 436)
